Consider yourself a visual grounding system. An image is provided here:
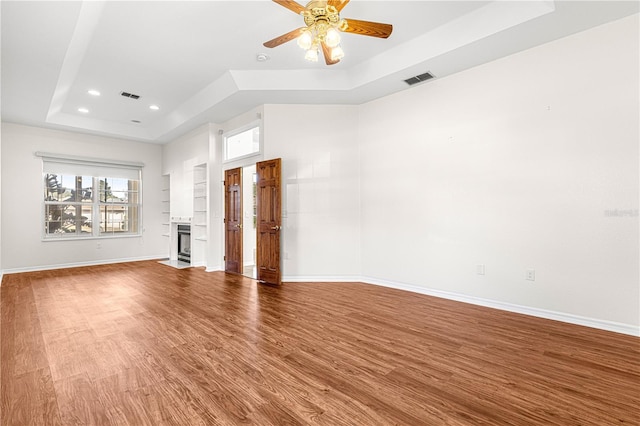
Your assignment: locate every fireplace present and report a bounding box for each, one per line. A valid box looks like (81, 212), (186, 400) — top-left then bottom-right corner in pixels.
(177, 224), (191, 263)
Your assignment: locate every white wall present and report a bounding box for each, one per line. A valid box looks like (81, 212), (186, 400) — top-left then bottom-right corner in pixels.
(177, 104), (361, 279)
(157, 108), (263, 273)
(7, 13), (632, 334)
(263, 104), (361, 279)
(359, 15), (639, 330)
(162, 124), (210, 219)
(161, 123), (211, 266)
(1, 123), (166, 271)
(207, 123), (223, 271)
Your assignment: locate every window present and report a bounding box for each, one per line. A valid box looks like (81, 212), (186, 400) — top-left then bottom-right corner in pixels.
(224, 124), (260, 162)
(39, 152), (142, 240)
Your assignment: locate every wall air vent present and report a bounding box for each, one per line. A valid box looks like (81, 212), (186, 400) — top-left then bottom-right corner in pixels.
(404, 71), (435, 86)
(121, 91), (140, 99)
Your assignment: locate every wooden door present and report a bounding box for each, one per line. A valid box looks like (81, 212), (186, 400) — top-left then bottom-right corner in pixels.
(256, 158), (282, 285)
(224, 167), (242, 274)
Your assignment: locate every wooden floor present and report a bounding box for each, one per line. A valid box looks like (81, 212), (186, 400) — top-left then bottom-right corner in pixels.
(2, 261), (639, 425)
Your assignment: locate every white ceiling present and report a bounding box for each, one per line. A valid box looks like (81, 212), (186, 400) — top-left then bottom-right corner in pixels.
(2, 1), (638, 144)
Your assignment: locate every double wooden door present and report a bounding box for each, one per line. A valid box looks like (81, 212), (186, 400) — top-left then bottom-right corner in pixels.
(224, 167), (242, 274)
(224, 158), (282, 285)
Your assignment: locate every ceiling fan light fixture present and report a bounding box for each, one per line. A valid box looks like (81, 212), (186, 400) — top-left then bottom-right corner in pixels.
(325, 27), (341, 48)
(305, 47), (319, 62)
(330, 45), (344, 61)
(297, 29), (313, 50)
(264, 0), (393, 66)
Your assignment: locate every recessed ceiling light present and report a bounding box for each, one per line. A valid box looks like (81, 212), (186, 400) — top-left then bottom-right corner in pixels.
(149, 105), (160, 111)
(78, 107), (89, 113)
(256, 53), (270, 62)
(88, 89), (101, 96)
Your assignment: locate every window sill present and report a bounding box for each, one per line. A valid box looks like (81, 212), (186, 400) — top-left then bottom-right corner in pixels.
(42, 234), (142, 242)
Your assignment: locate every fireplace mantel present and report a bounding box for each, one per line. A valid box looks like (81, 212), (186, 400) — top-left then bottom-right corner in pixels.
(171, 216), (192, 224)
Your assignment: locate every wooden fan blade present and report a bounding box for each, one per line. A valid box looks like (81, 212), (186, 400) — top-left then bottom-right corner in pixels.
(272, 0), (305, 15)
(343, 18), (393, 38)
(263, 27), (305, 48)
(321, 42), (340, 65)
(327, 0), (350, 12)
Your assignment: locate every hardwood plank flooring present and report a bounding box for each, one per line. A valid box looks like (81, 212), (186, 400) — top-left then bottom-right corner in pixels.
(1, 260), (638, 425)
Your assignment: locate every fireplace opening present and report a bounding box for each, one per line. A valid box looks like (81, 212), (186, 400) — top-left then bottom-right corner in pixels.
(177, 224), (191, 264)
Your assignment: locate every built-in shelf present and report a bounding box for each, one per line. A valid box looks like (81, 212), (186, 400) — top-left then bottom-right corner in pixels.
(192, 164), (208, 266)
(161, 174), (171, 254)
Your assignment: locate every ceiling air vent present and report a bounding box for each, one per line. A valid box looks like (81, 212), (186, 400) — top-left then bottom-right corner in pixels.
(120, 91), (140, 99)
(404, 71), (435, 86)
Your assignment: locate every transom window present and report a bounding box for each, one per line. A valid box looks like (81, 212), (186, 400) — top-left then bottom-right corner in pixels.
(39, 153), (142, 240)
(224, 124), (260, 162)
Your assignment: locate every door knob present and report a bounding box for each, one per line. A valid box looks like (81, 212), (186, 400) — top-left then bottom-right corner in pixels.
(271, 225), (281, 231)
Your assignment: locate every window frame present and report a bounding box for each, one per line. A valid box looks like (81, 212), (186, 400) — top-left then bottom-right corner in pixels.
(38, 152), (143, 241)
(222, 121), (262, 163)
(96, 176), (141, 237)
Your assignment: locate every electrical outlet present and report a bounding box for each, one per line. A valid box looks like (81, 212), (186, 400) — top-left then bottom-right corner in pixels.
(96, 242), (102, 249)
(526, 269), (535, 281)
(476, 264), (485, 275)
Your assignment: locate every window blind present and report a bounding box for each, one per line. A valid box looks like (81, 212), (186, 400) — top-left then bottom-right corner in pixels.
(36, 152), (143, 180)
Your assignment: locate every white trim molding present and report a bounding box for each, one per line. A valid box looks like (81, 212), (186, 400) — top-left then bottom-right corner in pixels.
(283, 275), (363, 283)
(360, 276), (640, 337)
(1, 255), (166, 276)
(281, 275), (639, 337)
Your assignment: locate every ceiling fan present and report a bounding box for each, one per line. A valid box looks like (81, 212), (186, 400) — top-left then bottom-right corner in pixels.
(263, 0), (393, 65)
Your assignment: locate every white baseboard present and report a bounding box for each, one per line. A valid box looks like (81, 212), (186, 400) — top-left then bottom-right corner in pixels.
(3, 262), (635, 337)
(283, 275), (362, 282)
(1, 255), (167, 276)
(280, 274), (639, 337)
(360, 276), (640, 337)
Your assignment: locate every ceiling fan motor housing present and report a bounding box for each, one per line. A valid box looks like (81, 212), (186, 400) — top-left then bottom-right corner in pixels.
(303, 1), (343, 28)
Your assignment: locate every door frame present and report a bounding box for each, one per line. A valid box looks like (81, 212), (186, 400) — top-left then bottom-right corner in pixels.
(222, 158), (281, 284)
(221, 156), (263, 277)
